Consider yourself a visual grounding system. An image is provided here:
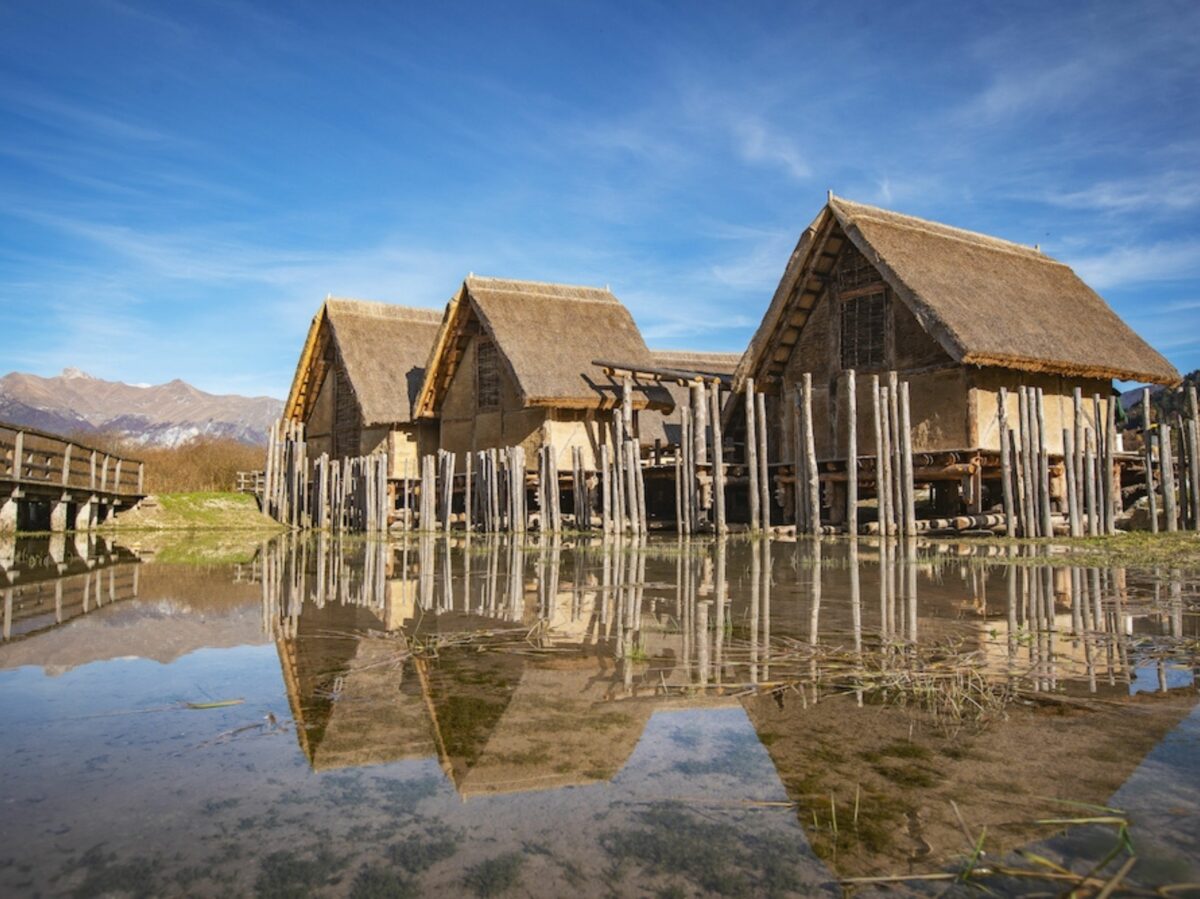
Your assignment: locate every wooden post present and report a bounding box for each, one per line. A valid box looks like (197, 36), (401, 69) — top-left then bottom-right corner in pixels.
(1105, 395), (1118, 534)
(1085, 429), (1099, 537)
(878, 383), (895, 535)
(61, 443), (72, 487)
(802, 373), (819, 534)
(1018, 388), (1035, 536)
(681, 406), (694, 532)
(745, 378), (759, 531)
(613, 416), (626, 533)
(1093, 393), (1107, 529)
(793, 386), (806, 531)
(1010, 428), (1026, 537)
(900, 381), (915, 535)
(846, 369), (858, 536)
(1036, 388), (1053, 537)
(1161, 424), (1178, 532)
(1064, 427), (1080, 536)
(888, 371), (903, 526)
(600, 444), (611, 533)
(871, 377), (886, 535)
(756, 390), (770, 532)
(1073, 387), (1085, 528)
(998, 387), (1014, 536)
(709, 381), (726, 535)
(1190, 386), (1200, 530)
(674, 452), (684, 534)
(625, 437), (641, 536)
(1142, 387), (1158, 533)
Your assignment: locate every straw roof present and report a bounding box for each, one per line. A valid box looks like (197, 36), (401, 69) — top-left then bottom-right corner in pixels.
(736, 196), (1180, 390)
(284, 297), (444, 427)
(414, 276), (660, 415)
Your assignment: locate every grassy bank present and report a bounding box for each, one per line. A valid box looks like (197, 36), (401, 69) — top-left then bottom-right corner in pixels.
(103, 491), (283, 533)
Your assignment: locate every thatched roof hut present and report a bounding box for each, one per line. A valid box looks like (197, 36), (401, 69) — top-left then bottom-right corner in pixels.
(736, 196), (1180, 391)
(415, 276), (661, 415)
(414, 276), (671, 466)
(283, 297), (443, 468)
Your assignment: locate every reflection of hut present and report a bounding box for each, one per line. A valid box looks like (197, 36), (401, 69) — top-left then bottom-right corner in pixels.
(734, 196), (1180, 518)
(742, 688), (1197, 879)
(282, 298), (443, 476)
(412, 277), (671, 469)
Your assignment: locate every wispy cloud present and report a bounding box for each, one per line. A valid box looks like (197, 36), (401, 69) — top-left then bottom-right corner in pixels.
(1068, 240), (1200, 290)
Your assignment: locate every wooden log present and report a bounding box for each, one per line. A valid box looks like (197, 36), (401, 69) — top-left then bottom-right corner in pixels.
(1064, 427), (1081, 536)
(600, 444), (611, 533)
(624, 437), (641, 536)
(802, 373), (819, 534)
(681, 406), (694, 533)
(1085, 429), (1099, 537)
(1036, 388), (1053, 538)
(1093, 393), (1108, 528)
(878, 382), (895, 536)
(1018, 387), (1035, 536)
(709, 381), (726, 535)
(1105, 395), (1118, 534)
(846, 369), (858, 536)
(793, 385), (806, 531)
(888, 371), (903, 526)
(674, 451), (684, 534)
(900, 380), (915, 536)
(1189, 418), (1200, 532)
(745, 378), (759, 531)
(635, 441), (648, 533)
(1161, 424), (1178, 532)
(692, 381), (708, 468)
(871, 376), (889, 535)
(1009, 428), (1025, 537)
(613, 416), (626, 532)
(1142, 387), (1158, 533)
(1073, 388), (1085, 527)
(998, 387), (1015, 536)
(756, 390), (770, 531)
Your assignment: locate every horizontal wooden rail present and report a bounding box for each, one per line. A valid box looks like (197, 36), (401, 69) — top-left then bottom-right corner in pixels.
(0, 422), (144, 497)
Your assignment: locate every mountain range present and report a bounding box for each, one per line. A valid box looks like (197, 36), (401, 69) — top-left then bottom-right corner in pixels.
(0, 368), (282, 447)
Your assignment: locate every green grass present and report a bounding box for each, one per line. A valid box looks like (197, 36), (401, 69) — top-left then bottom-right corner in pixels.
(101, 491), (283, 533)
(972, 530), (1200, 568)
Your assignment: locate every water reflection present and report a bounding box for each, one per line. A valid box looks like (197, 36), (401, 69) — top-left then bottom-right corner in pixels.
(1, 534), (139, 643)
(1, 532), (1196, 894)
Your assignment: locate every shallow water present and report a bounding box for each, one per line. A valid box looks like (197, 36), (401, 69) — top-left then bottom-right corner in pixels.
(1, 533), (1197, 897)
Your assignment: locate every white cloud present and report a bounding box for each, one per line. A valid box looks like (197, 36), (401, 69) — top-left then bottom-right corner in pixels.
(1067, 240), (1200, 290)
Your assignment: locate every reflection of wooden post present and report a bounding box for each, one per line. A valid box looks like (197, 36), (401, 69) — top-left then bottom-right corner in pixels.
(709, 382), (726, 535)
(846, 369), (858, 536)
(745, 378), (759, 531)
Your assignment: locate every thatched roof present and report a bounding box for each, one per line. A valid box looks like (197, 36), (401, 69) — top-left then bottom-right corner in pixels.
(284, 297), (444, 427)
(414, 276), (660, 415)
(735, 196), (1181, 390)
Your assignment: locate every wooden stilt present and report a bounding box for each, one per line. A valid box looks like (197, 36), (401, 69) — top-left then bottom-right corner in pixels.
(802, 373), (819, 534)
(1064, 427), (1080, 536)
(899, 381), (915, 535)
(1105, 396), (1118, 533)
(756, 390), (770, 532)
(1142, 387), (1158, 533)
(998, 387), (1015, 536)
(745, 378), (759, 531)
(1161, 424), (1178, 532)
(1036, 388), (1053, 537)
(846, 369), (858, 536)
(878, 382), (895, 536)
(1085, 430), (1099, 537)
(888, 371), (902, 529)
(793, 386), (806, 532)
(709, 381), (726, 535)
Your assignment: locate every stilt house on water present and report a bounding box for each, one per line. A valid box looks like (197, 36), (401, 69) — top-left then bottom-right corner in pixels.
(411, 276), (672, 469)
(282, 298), (443, 474)
(733, 195), (1181, 526)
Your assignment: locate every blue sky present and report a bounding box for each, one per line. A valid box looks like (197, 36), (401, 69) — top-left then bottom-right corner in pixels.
(1, 0), (1198, 398)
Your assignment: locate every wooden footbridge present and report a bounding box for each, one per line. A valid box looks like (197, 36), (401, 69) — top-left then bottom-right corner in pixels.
(0, 422), (145, 532)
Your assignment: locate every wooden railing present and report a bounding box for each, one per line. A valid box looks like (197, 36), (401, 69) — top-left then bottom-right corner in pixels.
(0, 422), (144, 497)
(235, 470), (265, 495)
